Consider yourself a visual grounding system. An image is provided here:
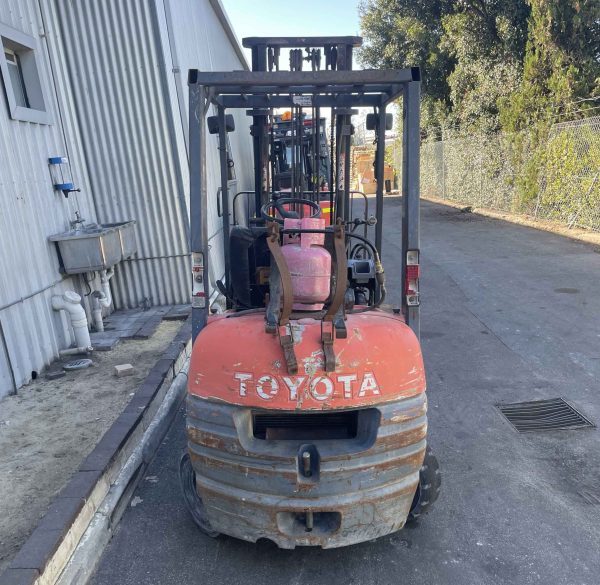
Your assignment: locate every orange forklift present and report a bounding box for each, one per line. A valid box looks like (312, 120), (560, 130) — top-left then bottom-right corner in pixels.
(179, 36), (440, 548)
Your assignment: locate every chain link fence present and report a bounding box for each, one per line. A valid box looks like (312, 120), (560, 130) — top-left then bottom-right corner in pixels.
(411, 116), (600, 231)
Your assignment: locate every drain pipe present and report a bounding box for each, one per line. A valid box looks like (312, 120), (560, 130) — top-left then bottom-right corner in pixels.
(52, 291), (92, 356)
(91, 268), (114, 332)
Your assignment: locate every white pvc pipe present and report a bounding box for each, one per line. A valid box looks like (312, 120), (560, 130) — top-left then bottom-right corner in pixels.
(52, 291), (92, 354)
(91, 297), (104, 333)
(59, 346), (91, 357)
(91, 268), (115, 332)
(100, 268), (114, 308)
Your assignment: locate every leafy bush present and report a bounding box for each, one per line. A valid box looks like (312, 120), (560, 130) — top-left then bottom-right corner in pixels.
(416, 119), (600, 231)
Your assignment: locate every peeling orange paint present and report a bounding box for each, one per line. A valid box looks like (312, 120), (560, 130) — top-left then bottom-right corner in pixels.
(189, 311), (425, 410)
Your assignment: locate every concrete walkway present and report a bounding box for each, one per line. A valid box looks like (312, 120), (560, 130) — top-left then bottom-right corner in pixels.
(90, 199), (600, 585)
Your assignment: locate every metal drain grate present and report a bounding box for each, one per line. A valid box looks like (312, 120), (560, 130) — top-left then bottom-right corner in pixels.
(497, 398), (595, 433)
(63, 358), (93, 371)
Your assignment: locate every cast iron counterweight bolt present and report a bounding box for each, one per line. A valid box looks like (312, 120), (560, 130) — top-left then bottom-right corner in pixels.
(305, 510), (314, 532)
(302, 451), (311, 477)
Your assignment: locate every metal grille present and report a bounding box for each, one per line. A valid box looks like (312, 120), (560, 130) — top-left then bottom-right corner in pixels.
(497, 398), (595, 433)
(253, 411), (359, 440)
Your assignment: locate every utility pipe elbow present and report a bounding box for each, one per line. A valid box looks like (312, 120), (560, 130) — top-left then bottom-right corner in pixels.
(52, 291), (92, 351)
(99, 268), (114, 308)
(52, 291), (87, 322)
(92, 290), (111, 309)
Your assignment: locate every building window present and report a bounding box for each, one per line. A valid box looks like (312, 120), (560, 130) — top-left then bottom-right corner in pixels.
(0, 22), (50, 124)
(4, 48), (29, 107)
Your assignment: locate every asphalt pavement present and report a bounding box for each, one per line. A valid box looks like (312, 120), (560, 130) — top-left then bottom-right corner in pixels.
(91, 199), (600, 585)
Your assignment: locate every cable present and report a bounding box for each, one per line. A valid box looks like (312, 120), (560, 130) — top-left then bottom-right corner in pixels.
(226, 308), (265, 318)
(83, 272), (94, 296)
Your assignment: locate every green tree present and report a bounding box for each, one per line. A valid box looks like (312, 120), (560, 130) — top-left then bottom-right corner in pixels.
(498, 1), (600, 203)
(358, 0), (455, 132)
(442, 1), (529, 133)
(359, 0), (530, 134)
(500, 0), (600, 132)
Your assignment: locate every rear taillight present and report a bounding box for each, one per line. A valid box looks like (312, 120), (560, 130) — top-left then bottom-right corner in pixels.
(405, 250), (420, 306)
(191, 252), (206, 308)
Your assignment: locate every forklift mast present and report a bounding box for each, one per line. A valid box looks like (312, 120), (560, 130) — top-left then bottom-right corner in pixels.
(269, 112), (329, 192)
(243, 37), (361, 220)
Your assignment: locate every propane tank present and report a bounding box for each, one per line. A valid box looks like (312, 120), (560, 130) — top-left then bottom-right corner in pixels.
(281, 217), (331, 310)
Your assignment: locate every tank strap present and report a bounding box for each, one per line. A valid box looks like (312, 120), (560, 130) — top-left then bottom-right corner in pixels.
(266, 222), (298, 374)
(324, 221), (347, 324)
(321, 322), (336, 372)
(279, 325), (298, 375)
(320, 221), (347, 372)
(266, 222), (294, 326)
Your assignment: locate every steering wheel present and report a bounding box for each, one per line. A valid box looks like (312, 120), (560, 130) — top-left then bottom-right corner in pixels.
(260, 197), (322, 224)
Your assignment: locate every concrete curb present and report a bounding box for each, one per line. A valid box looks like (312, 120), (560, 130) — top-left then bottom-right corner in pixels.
(56, 363), (189, 585)
(1, 318), (192, 585)
(423, 195), (600, 248)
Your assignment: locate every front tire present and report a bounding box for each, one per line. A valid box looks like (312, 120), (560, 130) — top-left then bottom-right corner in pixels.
(179, 451), (220, 537)
(407, 446), (441, 523)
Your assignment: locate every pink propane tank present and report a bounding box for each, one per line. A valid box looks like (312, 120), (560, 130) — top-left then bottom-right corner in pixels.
(282, 217), (331, 310)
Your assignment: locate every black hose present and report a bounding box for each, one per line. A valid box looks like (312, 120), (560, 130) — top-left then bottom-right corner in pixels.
(225, 308), (266, 318)
(346, 232), (380, 262)
(280, 228), (380, 261)
(345, 234), (386, 313)
(350, 243), (373, 259)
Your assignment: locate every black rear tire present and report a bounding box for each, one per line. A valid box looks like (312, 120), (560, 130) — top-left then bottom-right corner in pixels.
(407, 446), (441, 523)
(179, 451), (220, 537)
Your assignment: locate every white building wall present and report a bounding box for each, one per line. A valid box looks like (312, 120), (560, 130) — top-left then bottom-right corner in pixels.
(0, 0), (253, 398)
(49, 0), (190, 308)
(50, 0), (252, 308)
(160, 0), (254, 292)
(0, 0), (97, 396)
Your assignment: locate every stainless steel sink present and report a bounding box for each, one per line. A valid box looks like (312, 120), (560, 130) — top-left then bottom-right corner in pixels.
(49, 220), (137, 274)
(101, 221), (137, 260)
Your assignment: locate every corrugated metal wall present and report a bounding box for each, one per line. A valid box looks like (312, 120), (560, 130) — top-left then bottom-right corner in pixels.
(0, 0), (97, 395)
(51, 0), (252, 308)
(51, 0), (190, 308)
(160, 0), (254, 293)
(0, 0), (252, 396)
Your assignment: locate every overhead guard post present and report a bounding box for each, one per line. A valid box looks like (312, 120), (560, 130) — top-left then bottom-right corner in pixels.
(189, 83), (210, 342)
(402, 80), (421, 338)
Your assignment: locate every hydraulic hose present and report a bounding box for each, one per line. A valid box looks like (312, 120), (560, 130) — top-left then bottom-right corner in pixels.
(350, 243), (372, 259)
(226, 307), (266, 318)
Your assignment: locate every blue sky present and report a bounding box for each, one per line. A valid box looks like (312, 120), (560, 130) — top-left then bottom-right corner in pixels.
(221, 0), (362, 54)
